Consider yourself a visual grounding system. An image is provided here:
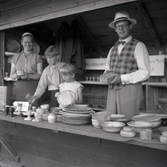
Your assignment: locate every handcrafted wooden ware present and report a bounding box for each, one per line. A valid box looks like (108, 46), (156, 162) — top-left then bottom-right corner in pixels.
(100, 72), (115, 84)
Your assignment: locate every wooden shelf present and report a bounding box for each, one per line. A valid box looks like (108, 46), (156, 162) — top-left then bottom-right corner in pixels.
(78, 81), (148, 86)
(5, 51), (45, 59)
(79, 81), (107, 85)
(158, 97), (167, 103)
(144, 82), (167, 87)
(83, 93), (107, 98)
(5, 51), (16, 56)
(146, 82), (167, 111)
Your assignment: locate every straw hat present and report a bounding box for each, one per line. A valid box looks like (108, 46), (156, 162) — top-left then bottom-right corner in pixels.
(33, 41), (40, 54)
(109, 11), (137, 29)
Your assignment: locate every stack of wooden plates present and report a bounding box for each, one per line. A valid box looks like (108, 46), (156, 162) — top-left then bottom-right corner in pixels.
(62, 113), (91, 125)
(62, 105), (94, 114)
(61, 105), (93, 125)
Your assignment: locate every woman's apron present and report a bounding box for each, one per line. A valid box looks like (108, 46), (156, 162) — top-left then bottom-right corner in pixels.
(13, 80), (39, 107)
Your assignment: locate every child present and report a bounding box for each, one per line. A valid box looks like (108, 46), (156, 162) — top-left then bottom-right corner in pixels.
(30, 45), (64, 107)
(56, 62), (83, 106)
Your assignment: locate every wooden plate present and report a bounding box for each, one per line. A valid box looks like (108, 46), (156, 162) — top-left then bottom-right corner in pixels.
(131, 114), (161, 122)
(64, 105), (92, 111)
(127, 121), (153, 128)
(62, 112), (90, 117)
(92, 108), (105, 112)
(57, 90), (75, 106)
(62, 109), (94, 114)
(62, 113), (91, 120)
(73, 104), (89, 108)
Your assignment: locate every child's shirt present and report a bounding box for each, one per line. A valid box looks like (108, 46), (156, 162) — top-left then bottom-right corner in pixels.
(34, 62), (64, 99)
(58, 81), (83, 101)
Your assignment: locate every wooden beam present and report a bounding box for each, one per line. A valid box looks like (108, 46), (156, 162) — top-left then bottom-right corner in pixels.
(135, 1), (161, 47)
(76, 16), (103, 56)
(0, 0), (137, 30)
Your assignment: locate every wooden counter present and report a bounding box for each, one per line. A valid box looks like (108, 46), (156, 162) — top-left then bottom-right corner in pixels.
(0, 113), (167, 167)
(0, 113), (167, 150)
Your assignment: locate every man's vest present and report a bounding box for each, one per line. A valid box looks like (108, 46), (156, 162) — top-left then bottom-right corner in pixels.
(109, 39), (139, 89)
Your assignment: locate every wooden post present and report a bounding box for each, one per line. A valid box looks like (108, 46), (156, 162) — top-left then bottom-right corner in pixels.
(0, 31), (5, 86)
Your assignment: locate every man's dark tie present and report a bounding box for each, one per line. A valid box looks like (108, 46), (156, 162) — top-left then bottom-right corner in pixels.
(116, 41), (126, 45)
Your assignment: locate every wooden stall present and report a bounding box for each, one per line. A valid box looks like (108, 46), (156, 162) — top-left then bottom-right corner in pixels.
(0, 0), (167, 166)
(1, 0), (167, 110)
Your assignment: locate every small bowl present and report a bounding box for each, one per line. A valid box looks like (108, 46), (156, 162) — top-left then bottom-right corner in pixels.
(101, 121), (125, 133)
(162, 131), (167, 137)
(113, 118), (130, 124)
(152, 120), (162, 128)
(92, 111), (111, 122)
(160, 135), (167, 144)
(127, 121), (153, 133)
(42, 113), (49, 120)
(50, 107), (61, 114)
(41, 104), (49, 109)
(73, 104), (89, 108)
(91, 119), (101, 128)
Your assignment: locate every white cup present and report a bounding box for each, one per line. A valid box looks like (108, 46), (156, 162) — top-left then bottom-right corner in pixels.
(36, 108), (44, 119)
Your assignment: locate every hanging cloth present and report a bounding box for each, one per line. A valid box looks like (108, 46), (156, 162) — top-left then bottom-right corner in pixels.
(56, 21), (70, 62)
(56, 20), (85, 72)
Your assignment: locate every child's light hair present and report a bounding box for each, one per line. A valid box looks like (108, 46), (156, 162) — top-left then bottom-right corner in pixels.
(45, 45), (59, 58)
(59, 62), (76, 76)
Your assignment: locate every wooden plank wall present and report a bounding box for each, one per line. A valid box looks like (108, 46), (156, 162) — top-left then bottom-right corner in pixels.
(0, 121), (167, 167)
(145, 60), (167, 111)
(79, 70), (108, 108)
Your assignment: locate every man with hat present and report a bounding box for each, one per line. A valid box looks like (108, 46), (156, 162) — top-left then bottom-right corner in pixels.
(104, 11), (150, 119)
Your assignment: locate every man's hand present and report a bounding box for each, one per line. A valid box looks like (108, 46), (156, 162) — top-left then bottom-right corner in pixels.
(110, 74), (121, 85)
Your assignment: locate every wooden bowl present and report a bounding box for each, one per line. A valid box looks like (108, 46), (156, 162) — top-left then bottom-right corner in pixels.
(92, 111), (111, 122)
(91, 119), (101, 128)
(101, 121), (125, 133)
